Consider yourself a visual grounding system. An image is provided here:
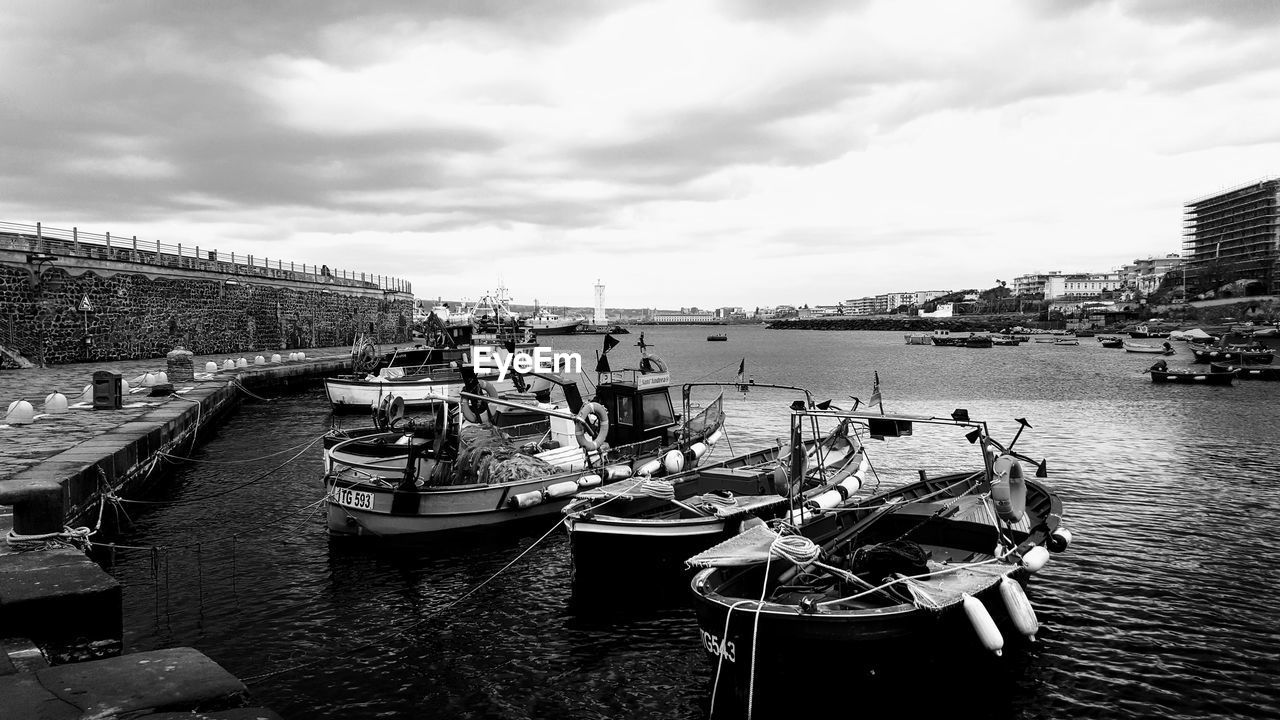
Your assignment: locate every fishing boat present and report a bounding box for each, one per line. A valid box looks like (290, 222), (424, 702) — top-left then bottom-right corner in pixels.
(563, 384), (868, 577)
(324, 327), (535, 412)
(323, 337), (725, 537)
(991, 334), (1019, 346)
(707, 333), (729, 342)
(1123, 341), (1174, 355)
(1098, 336), (1125, 348)
(1210, 362), (1280, 381)
(904, 333), (932, 345)
(1190, 346), (1273, 365)
(689, 409), (1068, 716)
(524, 308), (582, 335)
(964, 334), (993, 348)
(929, 330), (965, 347)
(1053, 337), (1079, 346)
(1129, 323), (1173, 338)
(1148, 360), (1235, 385)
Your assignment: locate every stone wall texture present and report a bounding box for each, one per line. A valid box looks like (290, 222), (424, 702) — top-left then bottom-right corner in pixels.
(1, 265), (413, 366)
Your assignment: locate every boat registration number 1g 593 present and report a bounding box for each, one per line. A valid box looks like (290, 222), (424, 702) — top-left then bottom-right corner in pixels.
(334, 487), (374, 510)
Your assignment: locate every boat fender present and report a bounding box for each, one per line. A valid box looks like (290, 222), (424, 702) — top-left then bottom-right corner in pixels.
(575, 402), (610, 451)
(999, 576), (1040, 642)
(577, 474), (603, 489)
(636, 458), (661, 476)
(662, 449), (685, 475)
(989, 455), (1027, 523)
(707, 428), (724, 446)
(690, 442), (709, 460)
(509, 490), (545, 509)
(545, 480), (581, 499)
(962, 593), (1005, 656)
(461, 380), (499, 424)
(1048, 527), (1073, 553)
(1022, 545), (1051, 573)
(603, 465), (631, 481)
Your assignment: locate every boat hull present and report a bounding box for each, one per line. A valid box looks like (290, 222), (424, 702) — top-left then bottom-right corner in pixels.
(1211, 362), (1280, 380)
(324, 376), (461, 411)
(1150, 369), (1235, 385)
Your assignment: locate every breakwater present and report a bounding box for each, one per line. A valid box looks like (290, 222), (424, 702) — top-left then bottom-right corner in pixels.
(1, 223), (414, 367)
(767, 314), (1048, 331)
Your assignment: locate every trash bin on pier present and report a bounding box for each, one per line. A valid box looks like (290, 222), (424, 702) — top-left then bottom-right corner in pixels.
(92, 370), (122, 410)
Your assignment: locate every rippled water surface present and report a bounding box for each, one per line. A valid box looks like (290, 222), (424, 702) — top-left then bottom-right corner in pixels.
(98, 327), (1280, 719)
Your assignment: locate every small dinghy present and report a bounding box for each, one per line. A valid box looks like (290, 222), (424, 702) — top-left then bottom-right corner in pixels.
(1148, 360), (1236, 385)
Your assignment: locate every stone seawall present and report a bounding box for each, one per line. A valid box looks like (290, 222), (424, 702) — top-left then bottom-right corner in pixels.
(1, 257), (413, 367)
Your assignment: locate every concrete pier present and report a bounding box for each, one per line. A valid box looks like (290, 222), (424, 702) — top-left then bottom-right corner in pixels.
(0, 343), (385, 714)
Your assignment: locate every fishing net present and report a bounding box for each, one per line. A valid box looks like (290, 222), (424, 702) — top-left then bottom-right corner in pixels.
(450, 425), (557, 485)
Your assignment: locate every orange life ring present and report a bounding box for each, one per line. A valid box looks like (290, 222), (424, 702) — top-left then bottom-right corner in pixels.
(575, 402), (610, 451)
(461, 380), (498, 424)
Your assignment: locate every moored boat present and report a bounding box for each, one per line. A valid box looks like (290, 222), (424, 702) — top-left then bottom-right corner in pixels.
(964, 333), (993, 348)
(324, 340), (725, 537)
(1098, 336), (1124, 348)
(707, 333), (728, 342)
(1190, 346), (1273, 365)
(689, 408), (1067, 716)
(1148, 360), (1235, 385)
(1210, 362), (1280, 381)
(1053, 337), (1079, 346)
(564, 384), (868, 578)
(1124, 341), (1174, 355)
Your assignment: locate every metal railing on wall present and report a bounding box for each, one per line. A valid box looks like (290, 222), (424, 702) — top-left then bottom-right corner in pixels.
(0, 221), (411, 294)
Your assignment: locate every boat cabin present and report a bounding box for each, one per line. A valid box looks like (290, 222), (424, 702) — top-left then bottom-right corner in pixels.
(592, 368), (678, 447)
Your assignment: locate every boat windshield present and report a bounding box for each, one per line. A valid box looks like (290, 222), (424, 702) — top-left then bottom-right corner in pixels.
(641, 392), (675, 427)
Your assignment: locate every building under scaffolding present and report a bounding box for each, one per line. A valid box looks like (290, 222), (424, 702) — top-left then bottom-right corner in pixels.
(1182, 178), (1280, 297)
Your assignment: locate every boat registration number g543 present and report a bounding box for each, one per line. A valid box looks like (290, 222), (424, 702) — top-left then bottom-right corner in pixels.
(334, 487), (374, 510)
(700, 629), (736, 663)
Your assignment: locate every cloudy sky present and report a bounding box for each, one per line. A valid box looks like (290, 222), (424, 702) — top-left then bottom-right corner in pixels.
(3, 0), (1279, 309)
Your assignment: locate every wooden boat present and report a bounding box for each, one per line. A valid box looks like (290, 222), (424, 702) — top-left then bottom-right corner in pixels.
(1211, 362), (1280, 381)
(1148, 360), (1235, 385)
(1053, 337), (1079, 346)
(929, 330), (965, 347)
(964, 334), (993, 348)
(1190, 347), (1273, 365)
(563, 384), (868, 577)
(690, 409), (1068, 715)
(324, 344), (725, 537)
(1123, 341), (1174, 355)
(1098, 336), (1124, 348)
(991, 334), (1018, 346)
(1129, 323), (1173, 338)
(707, 333), (728, 342)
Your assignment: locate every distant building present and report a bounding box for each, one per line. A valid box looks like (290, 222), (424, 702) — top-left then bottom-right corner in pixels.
(844, 296), (887, 315)
(1183, 178), (1280, 296)
(652, 310), (717, 324)
(1121, 254), (1183, 296)
(879, 290), (948, 310)
(1015, 271), (1122, 300)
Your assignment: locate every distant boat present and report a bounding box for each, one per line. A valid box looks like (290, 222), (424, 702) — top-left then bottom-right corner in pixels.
(965, 333), (993, 348)
(707, 333), (728, 342)
(1098, 336), (1125, 348)
(1211, 362), (1280, 380)
(523, 309), (582, 335)
(1124, 341), (1174, 355)
(1053, 338), (1080, 346)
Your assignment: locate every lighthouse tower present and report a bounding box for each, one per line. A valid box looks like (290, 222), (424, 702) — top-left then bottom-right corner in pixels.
(593, 280), (607, 327)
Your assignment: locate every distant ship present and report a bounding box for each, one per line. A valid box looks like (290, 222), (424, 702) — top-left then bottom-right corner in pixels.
(523, 310), (582, 335)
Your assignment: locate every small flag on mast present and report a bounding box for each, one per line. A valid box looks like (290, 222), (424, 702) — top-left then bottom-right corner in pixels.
(737, 358), (748, 393)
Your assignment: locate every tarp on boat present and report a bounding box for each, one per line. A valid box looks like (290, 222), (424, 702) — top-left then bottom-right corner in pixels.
(1182, 328), (1212, 340)
(686, 523), (781, 568)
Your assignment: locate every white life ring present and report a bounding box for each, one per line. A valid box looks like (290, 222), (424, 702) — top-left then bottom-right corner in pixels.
(989, 454), (1027, 523)
(575, 401), (610, 451)
(461, 380), (499, 424)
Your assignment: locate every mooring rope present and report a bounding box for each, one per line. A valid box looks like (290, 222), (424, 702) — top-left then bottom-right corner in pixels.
(118, 434), (324, 506)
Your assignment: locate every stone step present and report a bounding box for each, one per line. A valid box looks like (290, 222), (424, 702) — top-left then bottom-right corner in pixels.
(0, 647), (251, 720)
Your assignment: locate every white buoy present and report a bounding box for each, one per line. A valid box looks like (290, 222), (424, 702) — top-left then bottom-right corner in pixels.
(142, 372), (157, 387)
(545, 480), (582, 498)
(205, 361), (218, 372)
(1000, 576), (1040, 642)
(254, 355), (266, 365)
(43, 392), (69, 414)
(509, 490), (544, 509)
(1048, 527), (1073, 553)
(962, 593), (1004, 656)
(236, 357), (248, 368)
(270, 354), (282, 363)
(79, 384), (93, 403)
(296, 351), (306, 361)
(223, 359), (236, 370)
(662, 449), (685, 474)
(5, 400), (35, 425)
(1022, 546), (1051, 573)
(157, 371), (168, 384)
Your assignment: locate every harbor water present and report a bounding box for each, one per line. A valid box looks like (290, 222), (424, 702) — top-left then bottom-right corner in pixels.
(95, 326), (1280, 719)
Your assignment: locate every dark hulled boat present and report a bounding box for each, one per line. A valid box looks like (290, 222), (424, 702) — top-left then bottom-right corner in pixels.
(1148, 360), (1236, 385)
(1210, 362), (1280, 381)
